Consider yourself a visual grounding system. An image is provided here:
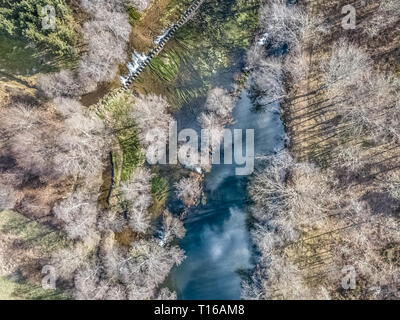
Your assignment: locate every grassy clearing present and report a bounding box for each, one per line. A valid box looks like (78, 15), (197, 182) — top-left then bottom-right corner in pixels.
(126, 6), (141, 26)
(149, 50), (182, 82)
(0, 276), (19, 300)
(129, 0), (193, 52)
(151, 175), (169, 202)
(0, 210), (68, 255)
(97, 91), (144, 182)
(149, 174), (169, 217)
(95, 90), (171, 217)
(0, 276), (69, 300)
(0, 34), (57, 76)
(0, 210), (70, 300)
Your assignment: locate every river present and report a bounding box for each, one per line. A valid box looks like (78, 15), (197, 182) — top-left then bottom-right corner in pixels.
(168, 89), (285, 299)
(144, 0), (286, 299)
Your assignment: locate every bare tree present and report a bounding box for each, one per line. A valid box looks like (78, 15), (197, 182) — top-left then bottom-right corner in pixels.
(9, 128), (55, 179)
(241, 267), (265, 300)
(0, 100), (107, 184)
(259, 0), (323, 49)
(101, 238), (184, 300)
(381, 171), (400, 200)
(243, 0), (400, 301)
(78, 14), (130, 92)
(37, 70), (82, 99)
(123, 0), (154, 11)
(131, 94), (173, 145)
(51, 243), (91, 280)
(79, 0), (131, 90)
(198, 88), (236, 162)
(324, 39), (371, 90)
(204, 87), (235, 122)
(0, 103), (61, 182)
(247, 149), (400, 299)
(39, 0), (132, 97)
(0, 103), (40, 136)
(361, 0), (400, 37)
(53, 97), (85, 118)
(249, 56), (285, 107)
(198, 112), (226, 150)
(53, 191), (100, 244)
(284, 44), (309, 84)
(103, 284), (128, 300)
(329, 200), (400, 299)
(245, 150), (340, 299)
(74, 263), (109, 300)
(154, 287), (177, 300)
(97, 209), (127, 233)
(247, 44), (265, 69)
(128, 193), (153, 234)
(73, 245), (127, 299)
(175, 174), (202, 207)
(120, 167), (153, 233)
(250, 151), (337, 232)
(334, 145), (365, 172)
(126, 240), (184, 291)
(159, 210), (186, 245)
(325, 42), (399, 142)
(54, 101), (108, 182)
(265, 253), (329, 300)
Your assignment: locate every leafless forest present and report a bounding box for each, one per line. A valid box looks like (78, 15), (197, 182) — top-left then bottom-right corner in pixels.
(243, 0), (400, 299)
(0, 0), (399, 300)
(0, 0), (187, 300)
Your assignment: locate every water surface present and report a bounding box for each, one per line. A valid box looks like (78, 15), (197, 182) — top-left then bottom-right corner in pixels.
(169, 91), (285, 300)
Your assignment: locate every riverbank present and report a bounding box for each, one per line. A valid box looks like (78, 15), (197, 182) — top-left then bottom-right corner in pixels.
(244, 0), (400, 300)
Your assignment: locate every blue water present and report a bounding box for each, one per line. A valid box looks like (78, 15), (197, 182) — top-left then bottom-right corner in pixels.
(169, 90), (285, 299)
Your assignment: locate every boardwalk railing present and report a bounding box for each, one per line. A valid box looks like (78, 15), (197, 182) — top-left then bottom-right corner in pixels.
(121, 0), (205, 89)
(91, 0), (205, 113)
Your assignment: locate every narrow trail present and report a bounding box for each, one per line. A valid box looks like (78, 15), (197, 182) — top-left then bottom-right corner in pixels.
(91, 0), (205, 112)
(121, 0), (205, 89)
(91, 0), (206, 214)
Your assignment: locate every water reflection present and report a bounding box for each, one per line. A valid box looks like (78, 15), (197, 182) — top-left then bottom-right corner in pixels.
(169, 90), (285, 299)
